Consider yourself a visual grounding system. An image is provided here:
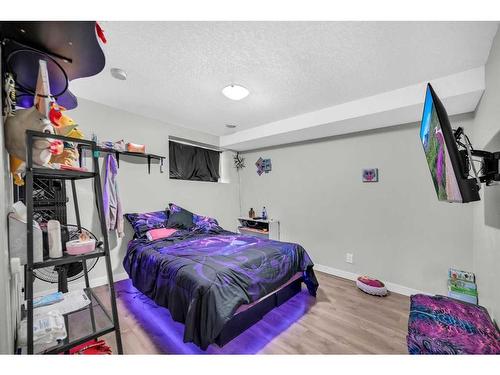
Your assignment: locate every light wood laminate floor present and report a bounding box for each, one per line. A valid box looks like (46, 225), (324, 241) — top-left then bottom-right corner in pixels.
(95, 271), (410, 354)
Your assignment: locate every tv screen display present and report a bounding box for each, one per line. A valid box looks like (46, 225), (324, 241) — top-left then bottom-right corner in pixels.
(420, 85), (463, 202)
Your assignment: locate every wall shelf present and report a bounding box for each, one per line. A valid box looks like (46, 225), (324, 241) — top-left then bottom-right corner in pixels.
(78, 145), (165, 174)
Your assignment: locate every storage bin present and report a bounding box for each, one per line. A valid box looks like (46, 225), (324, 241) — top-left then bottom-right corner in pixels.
(8, 213), (44, 264)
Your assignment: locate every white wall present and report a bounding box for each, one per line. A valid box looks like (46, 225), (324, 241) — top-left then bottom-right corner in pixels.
(34, 98), (240, 294)
(472, 28), (500, 322)
(0, 46), (14, 354)
(238, 117), (475, 296)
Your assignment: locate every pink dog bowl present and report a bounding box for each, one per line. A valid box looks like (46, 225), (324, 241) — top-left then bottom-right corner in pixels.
(66, 239), (96, 255)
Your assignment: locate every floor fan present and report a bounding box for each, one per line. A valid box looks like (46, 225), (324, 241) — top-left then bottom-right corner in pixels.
(34, 224), (100, 292)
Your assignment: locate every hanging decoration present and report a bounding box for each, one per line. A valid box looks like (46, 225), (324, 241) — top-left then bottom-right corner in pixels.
(3, 73), (17, 117)
(233, 153), (246, 170)
(256, 157), (272, 176)
(34, 59), (52, 117)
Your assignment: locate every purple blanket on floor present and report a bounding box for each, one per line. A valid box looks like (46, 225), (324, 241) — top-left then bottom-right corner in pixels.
(123, 226), (318, 349)
(407, 294), (500, 354)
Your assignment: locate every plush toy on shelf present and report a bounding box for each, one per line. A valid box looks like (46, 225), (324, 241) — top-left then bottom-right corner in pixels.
(4, 107), (63, 185)
(4, 59), (86, 184)
(49, 102), (84, 139)
(48, 102), (84, 167)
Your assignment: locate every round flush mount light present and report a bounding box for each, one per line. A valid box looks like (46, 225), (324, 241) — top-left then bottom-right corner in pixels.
(222, 84), (249, 101)
(225, 124), (237, 129)
(110, 67), (127, 81)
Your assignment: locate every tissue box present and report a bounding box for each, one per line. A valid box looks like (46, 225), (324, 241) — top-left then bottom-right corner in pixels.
(8, 213), (43, 265)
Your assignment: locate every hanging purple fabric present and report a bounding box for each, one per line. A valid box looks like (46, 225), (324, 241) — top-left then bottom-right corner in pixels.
(103, 153), (124, 238)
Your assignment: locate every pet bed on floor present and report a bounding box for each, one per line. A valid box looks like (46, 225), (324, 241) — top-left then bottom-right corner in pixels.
(356, 276), (387, 296)
(407, 294), (500, 354)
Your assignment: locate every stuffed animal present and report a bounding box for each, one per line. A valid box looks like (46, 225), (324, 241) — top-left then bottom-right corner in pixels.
(10, 158), (26, 186)
(49, 103), (84, 139)
(51, 146), (79, 166)
(4, 107), (63, 185)
(48, 103), (83, 167)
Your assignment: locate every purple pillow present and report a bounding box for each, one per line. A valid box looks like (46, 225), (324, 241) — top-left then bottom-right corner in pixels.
(124, 210), (168, 238)
(193, 213), (219, 228)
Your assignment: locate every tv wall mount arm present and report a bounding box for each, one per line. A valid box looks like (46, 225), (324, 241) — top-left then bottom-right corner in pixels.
(454, 127), (500, 186)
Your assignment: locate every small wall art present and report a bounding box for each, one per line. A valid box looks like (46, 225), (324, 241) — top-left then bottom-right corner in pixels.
(362, 168), (379, 182)
(256, 157), (272, 176)
(233, 153), (246, 170)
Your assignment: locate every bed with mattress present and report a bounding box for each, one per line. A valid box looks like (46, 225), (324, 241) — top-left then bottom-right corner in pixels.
(123, 205), (318, 350)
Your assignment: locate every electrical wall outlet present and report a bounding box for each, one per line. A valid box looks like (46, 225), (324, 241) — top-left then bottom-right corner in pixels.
(345, 253), (354, 264)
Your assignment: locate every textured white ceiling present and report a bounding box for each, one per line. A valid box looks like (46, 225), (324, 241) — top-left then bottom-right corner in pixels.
(70, 22), (498, 137)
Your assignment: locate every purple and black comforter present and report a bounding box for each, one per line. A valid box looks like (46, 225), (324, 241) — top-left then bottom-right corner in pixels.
(123, 225), (318, 349)
(407, 294), (500, 354)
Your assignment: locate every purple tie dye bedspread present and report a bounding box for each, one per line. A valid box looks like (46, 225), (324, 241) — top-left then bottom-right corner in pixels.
(123, 226), (318, 349)
(407, 294), (500, 354)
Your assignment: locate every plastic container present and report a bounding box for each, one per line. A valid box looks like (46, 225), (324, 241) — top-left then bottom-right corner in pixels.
(47, 220), (63, 258)
(66, 238), (96, 255)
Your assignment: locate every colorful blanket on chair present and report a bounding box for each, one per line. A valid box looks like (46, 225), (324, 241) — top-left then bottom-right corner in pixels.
(407, 294), (500, 354)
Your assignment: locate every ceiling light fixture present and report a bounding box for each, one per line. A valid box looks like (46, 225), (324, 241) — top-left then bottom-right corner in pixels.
(225, 124), (237, 129)
(110, 67), (127, 81)
(222, 84), (249, 101)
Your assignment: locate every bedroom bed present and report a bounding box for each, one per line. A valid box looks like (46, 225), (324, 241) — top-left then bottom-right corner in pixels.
(123, 206), (318, 350)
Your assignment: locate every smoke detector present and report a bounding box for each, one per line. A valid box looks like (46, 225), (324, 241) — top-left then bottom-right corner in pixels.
(110, 68), (127, 81)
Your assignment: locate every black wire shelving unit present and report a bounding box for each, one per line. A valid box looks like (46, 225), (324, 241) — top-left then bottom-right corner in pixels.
(23, 131), (123, 354)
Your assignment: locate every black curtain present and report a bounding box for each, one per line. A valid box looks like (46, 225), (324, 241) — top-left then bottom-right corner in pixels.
(169, 141), (220, 182)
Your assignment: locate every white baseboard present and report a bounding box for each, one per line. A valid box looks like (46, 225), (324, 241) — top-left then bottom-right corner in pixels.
(34, 263), (431, 298)
(314, 263), (430, 297)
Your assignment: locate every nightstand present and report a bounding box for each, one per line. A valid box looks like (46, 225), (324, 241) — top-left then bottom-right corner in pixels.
(237, 217), (280, 241)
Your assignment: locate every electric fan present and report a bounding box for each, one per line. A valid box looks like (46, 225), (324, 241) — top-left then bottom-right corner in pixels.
(34, 224), (101, 292)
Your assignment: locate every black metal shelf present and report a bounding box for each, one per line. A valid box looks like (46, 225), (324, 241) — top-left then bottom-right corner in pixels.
(23, 130), (123, 354)
(78, 144), (165, 174)
(96, 147), (164, 161)
(32, 249), (106, 270)
(23, 288), (115, 354)
(32, 167), (96, 180)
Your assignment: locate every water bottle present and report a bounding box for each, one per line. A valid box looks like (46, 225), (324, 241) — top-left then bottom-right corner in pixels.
(262, 206), (268, 220)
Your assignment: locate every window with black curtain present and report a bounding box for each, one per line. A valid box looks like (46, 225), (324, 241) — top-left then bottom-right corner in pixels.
(169, 141), (221, 182)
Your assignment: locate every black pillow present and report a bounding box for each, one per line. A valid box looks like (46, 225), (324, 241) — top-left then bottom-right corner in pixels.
(166, 206), (194, 229)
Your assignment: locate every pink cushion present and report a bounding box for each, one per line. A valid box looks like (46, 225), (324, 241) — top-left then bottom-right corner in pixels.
(146, 228), (177, 241)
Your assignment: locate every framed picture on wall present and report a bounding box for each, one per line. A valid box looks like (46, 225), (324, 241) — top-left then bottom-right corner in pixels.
(362, 168), (379, 182)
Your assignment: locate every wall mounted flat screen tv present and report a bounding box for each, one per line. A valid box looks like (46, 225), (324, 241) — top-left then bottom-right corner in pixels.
(419, 84), (480, 203)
